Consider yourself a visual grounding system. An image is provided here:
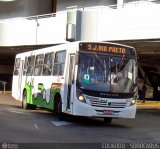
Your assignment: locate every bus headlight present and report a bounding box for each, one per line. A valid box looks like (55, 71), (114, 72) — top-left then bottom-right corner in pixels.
(78, 95), (85, 102)
(129, 92), (138, 106)
(130, 95), (137, 106)
(77, 89), (86, 103)
(131, 99), (136, 105)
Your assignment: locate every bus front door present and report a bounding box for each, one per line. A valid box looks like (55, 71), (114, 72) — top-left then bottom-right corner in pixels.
(66, 54), (75, 112)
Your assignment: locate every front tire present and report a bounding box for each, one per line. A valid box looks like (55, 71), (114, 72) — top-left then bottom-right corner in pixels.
(54, 96), (65, 120)
(104, 117), (112, 125)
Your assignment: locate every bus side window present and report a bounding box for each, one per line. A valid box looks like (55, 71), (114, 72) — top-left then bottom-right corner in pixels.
(26, 55), (35, 76)
(53, 51), (66, 76)
(13, 58), (20, 75)
(34, 54), (44, 76)
(23, 57), (28, 76)
(42, 52), (54, 76)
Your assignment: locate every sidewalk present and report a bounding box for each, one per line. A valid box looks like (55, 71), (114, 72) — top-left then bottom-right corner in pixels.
(137, 99), (160, 109)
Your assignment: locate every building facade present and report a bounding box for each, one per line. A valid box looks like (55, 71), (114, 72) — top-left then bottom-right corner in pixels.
(0, 0), (160, 90)
(0, 0), (160, 45)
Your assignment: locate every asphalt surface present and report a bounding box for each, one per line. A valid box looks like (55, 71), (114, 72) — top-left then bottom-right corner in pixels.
(0, 93), (160, 149)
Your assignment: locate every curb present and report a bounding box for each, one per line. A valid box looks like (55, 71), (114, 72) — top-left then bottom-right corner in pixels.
(137, 101), (160, 109)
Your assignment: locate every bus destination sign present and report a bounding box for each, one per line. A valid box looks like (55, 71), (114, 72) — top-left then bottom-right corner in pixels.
(87, 43), (126, 54)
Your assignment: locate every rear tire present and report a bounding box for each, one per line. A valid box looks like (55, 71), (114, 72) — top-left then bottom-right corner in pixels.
(22, 91), (29, 110)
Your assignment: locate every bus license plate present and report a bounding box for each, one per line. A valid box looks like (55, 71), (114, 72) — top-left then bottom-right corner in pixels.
(103, 110), (113, 115)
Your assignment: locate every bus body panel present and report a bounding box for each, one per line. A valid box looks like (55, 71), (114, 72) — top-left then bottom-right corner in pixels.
(28, 76), (55, 109)
(12, 57), (25, 100)
(12, 75), (20, 100)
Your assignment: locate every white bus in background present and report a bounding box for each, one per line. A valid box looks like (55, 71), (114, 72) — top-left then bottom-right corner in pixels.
(12, 41), (138, 124)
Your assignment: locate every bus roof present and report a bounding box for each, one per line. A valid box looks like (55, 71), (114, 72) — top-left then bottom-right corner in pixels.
(15, 41), (135, 58)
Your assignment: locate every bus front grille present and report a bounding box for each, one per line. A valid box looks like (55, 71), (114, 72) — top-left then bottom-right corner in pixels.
(85, 95), (127, 108)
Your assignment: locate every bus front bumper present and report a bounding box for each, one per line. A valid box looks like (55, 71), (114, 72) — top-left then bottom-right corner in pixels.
(73, 101), (136, 119)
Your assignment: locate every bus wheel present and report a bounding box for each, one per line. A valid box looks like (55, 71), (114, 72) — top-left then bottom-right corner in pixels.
(104, 118), (112, 125)
(54, 97), (64, 120)
(22, 91), (29, 110)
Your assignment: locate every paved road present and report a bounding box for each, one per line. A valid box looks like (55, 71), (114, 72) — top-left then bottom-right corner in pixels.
(0, 94), (160, 148)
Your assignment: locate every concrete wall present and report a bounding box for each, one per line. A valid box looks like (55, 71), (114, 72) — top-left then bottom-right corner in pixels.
(0, 19), (37, 46)
(0, 1), (160, 46)
(95, 4), (160, 41)
(68, 4), (160, 41)
(0, 12), (67, 46)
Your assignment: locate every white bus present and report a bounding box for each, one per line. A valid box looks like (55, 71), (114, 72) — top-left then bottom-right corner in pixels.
(12, 41), (138, 123)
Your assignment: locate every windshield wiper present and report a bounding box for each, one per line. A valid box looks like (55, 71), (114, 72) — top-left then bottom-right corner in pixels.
(93, 52), (106, 71)
(93, 52), (108, 83)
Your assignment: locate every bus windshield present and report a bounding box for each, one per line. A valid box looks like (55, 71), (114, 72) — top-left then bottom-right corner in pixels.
(77, 52), (137, 94)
